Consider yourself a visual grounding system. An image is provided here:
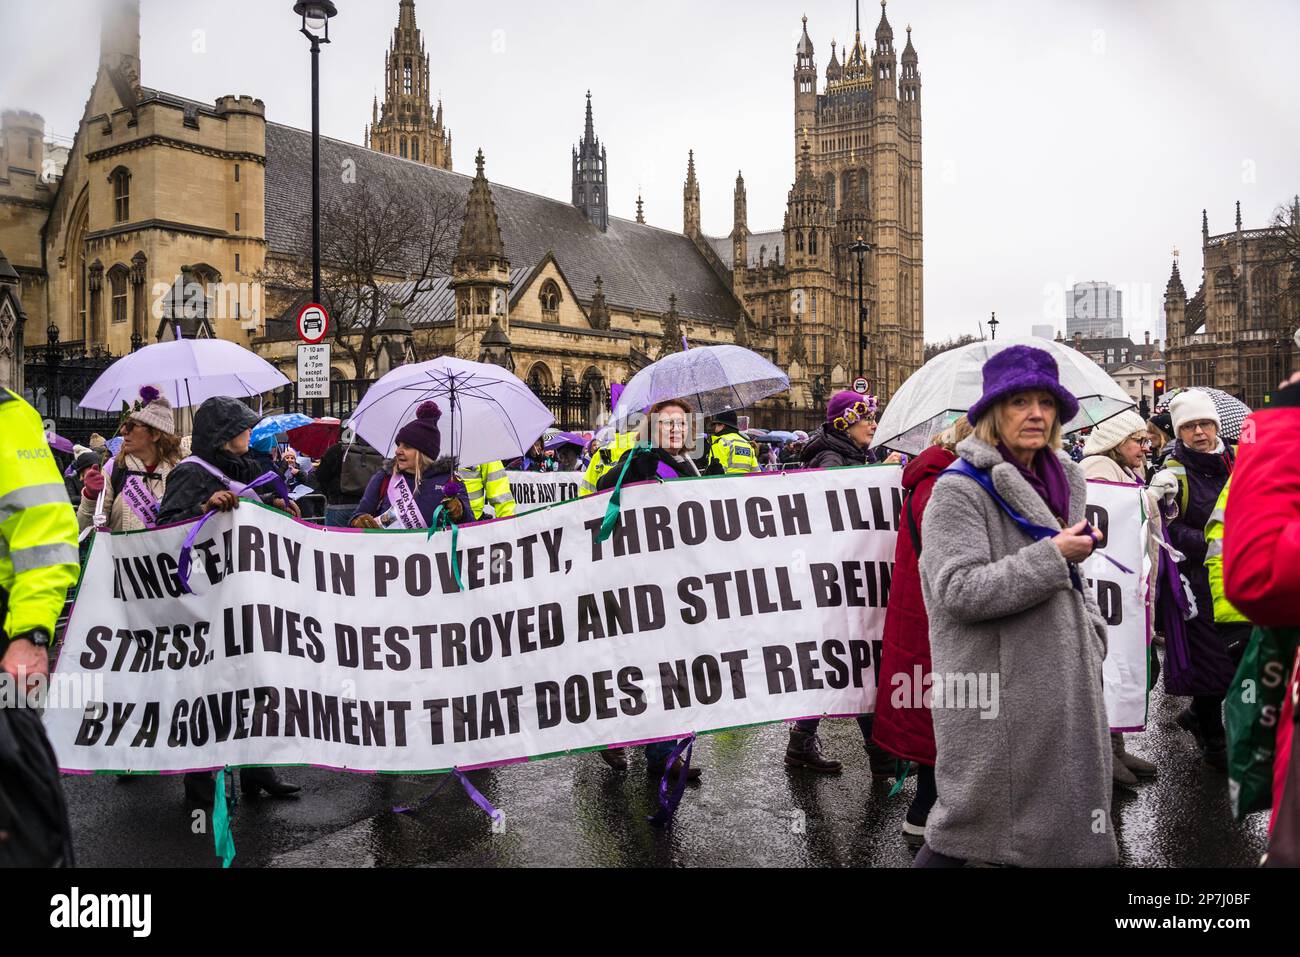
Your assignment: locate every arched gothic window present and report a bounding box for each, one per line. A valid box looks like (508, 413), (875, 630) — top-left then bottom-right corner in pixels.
(108, 265), (129, 325)
(111, 167), (131, 222)
(539, 280), (562, 318)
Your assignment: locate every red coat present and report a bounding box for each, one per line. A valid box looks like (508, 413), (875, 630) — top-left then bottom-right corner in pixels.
(1224, 387), (1300, 626)
(873, 445), (955, 766)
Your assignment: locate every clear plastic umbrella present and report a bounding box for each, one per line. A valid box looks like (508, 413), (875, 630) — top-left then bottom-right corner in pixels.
(611, 345), (789, 426)
(871, 336), (1135, 456)
(346, 356), (554, 467)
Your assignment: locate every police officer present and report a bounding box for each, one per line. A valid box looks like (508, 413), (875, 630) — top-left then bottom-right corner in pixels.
(578, 430), (639, 498)
(1, 390), (81, 865)
(1, 389), (80, 687)
(705, 410), (759, 475)
(458, 460), (516, 520)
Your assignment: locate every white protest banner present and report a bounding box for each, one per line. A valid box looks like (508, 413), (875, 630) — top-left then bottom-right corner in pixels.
(44, 468), (1150, 773)
(46, 468), (905, 773)
(505, 471), (581, 512)
(1082, 480), (1152, 732)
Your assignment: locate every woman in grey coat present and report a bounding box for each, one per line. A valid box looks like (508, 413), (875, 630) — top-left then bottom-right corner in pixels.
(917, 345), (1117, 867)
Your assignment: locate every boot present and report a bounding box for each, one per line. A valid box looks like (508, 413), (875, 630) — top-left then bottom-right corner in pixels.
(1113, 733), (1157, 778)
(1202, 736), (1228, 772)
(1111, 734), (1139, 788)
(647, 755), (702, 783)
(598, 747), (628, 772)
(240, 766), (301, 798)
(1176, 707), (1204, 746)
(183, 771), (215, 806)
(867, 740), (909, 781)
(785, 727), (843, 774)
(902, 818), (927, 848)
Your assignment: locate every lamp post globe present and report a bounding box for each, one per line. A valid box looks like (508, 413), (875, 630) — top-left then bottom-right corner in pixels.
(294, 0), (337, 41)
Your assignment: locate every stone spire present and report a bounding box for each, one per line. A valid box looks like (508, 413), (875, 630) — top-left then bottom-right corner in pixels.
(588, 275), (611, 330)
(827, 39), (842, 85)
(454, 150), (507, 268)
(683, 151), (701, 237)
(635, 193), (645, 224)
(1166, 249), (1186, 299)
(732, 172), (750, 271)
(572, 91), (609, 231)
(659, 294), (683, 358)
(371, 0), (452, 169)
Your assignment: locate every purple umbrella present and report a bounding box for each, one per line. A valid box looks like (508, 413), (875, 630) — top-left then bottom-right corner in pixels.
(79, 339), (290, 411)
(45, 432), (75, 455)
(544, 431), (588, 451)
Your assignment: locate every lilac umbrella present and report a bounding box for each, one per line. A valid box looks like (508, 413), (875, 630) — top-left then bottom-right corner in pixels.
(45, 432), (75, 455)
(611, 344), (789, 427)
(79, 339), (290, 411)
(346, 356), (554, 467)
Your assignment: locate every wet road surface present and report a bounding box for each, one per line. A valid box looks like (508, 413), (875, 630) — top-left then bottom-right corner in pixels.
(63, 678), (1267, 867)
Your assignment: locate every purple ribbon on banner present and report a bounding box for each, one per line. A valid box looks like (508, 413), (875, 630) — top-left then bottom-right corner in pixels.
(177, 470), (291, 594)
(647, 734), (696, 827)
(609, 382), (625, 413)
(1156, 524), (1194, 689)
(393, 768), (502, 824)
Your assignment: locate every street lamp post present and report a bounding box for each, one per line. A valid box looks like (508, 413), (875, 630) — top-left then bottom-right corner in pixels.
(988, 311), (1000, 341)
(849, 237), (872, 382)
(294, 1), (337, 418)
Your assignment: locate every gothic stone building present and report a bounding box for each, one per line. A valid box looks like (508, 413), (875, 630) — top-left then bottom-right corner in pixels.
(364, 0), (452, 170)
(692, 4), (925, 400)
(1, 0), (925, 425)
(1164, 200), (1300, 409)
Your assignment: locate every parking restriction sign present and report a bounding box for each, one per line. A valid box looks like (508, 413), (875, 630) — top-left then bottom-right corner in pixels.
(297, 343), (330, 400)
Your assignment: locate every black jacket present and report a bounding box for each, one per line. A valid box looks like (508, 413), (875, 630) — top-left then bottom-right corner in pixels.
(800, 427), (871, 469)
(157, 397), (274, 525)
(595, 446), (698, 492)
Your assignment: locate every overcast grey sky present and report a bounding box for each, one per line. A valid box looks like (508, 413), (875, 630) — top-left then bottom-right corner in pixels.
(2, 0), (1297, 343)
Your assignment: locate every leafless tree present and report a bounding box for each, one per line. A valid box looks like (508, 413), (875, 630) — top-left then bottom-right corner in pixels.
(259, 170), (464, 379)
(924, 333), (981, 362)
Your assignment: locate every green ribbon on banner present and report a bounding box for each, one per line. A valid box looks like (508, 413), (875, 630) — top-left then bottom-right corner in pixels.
(887, 761), (914, 799)
(428, 505), (463, 592)
(212, 767), (236, 868)
(596, 444), (646, 544)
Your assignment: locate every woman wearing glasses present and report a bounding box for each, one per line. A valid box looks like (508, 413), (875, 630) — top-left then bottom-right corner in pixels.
(785, 391), (903, 778)
(1079, 410), (1162, 787)
(1150, 391), (1246, 771)
(594, 398), (704, 783)
(76, 385), (181, 534)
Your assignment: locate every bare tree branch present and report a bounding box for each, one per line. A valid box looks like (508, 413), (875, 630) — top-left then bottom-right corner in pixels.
(258, 171), (465, 378)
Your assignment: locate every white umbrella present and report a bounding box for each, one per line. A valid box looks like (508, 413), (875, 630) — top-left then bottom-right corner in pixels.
(79, 339), (290, 411)
(346, 356), (554, 466)
(872, 337), (1135, 456)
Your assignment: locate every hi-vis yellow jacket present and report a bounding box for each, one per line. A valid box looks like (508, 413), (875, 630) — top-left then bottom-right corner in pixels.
(579, 432), (639, 497)
(709, 429), (759, 475)
(457, 461), (515, 520)
(0, 390), (80, 641)
(1204, 478), (1247, 624)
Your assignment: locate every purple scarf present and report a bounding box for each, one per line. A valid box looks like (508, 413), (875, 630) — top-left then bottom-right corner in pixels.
(997, 442), (1072, 525)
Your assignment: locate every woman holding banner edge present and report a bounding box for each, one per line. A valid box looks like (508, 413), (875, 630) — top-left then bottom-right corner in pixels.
(156, 395), (304, 805)
(593, 398), (703, 783)
(916, 346), (1116, 867)
(349, 402), (470, 530)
